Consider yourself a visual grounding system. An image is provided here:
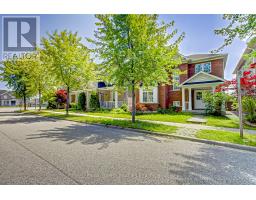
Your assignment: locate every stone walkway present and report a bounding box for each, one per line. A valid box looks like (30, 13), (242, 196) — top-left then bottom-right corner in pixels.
(45, 110), (256, 135)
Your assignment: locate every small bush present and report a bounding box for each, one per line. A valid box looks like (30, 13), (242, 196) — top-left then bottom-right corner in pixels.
(243, 96), (256, 123)
(70, 103), (78, 109)
(202, 91), (226, 116)
(111, 108), (126, 113)
(120, 103), (129, 112)
(169, 105), (179, 112)
(77, 92), (86, 111)
(89, 92), (100, 111)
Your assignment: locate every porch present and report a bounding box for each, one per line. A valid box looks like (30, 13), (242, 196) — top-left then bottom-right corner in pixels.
(98, 86), (128, 109)
(180, 71), (226, 112)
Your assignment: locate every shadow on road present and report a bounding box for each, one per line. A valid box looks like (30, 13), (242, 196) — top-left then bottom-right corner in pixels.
(168, 147), (256, 184)
(0, 113), (58, 124)
(18, 114), (162, 149)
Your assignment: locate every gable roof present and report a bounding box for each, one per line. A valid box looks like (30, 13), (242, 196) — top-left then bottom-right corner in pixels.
(181, 53), (228, 69)
(179, 71), (226, 86)
(0, 90), (16, 99)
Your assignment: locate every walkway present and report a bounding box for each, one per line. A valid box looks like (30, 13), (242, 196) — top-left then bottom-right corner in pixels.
(45, 110), (256, 135)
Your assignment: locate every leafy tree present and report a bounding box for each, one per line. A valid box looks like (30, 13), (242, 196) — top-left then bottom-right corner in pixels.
(0, 58), (36, 110)
(77, 92), (86, 110)
(88, 14), (184, 122)
(55, 89), (67, 108)
(30, 49), (56, 111)
(41, 30), (95, 115)
(214, 14), (256, 52)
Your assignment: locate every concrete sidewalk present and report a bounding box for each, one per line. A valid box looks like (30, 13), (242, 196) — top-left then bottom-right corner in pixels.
(45, 110), (256, 135)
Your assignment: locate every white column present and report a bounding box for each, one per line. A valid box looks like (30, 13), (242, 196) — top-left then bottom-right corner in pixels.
(114, 91), (118, 108)
(182, 87), (186, 111)
(188, 88), (192, 111)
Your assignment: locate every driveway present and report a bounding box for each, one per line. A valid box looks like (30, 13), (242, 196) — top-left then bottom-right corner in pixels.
(0, 108), (256, 184)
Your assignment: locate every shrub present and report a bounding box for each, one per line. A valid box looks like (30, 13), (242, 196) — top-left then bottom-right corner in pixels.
(111, 108), (126, 113)
(77, 92), (86, 111)
(70, 103), (78, 109)
(89, 92), (100, 111)
(169, 105), (179, 112)
(120, 103), (129, 112)
(202, 91), (226, 116)
(242, 96), (256, 123)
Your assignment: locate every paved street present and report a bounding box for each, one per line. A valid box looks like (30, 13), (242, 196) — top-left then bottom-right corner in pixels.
(0, 108), (256, 184)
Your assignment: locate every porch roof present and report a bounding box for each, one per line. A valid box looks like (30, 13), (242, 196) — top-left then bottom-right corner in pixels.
(179, 71), (225, 87)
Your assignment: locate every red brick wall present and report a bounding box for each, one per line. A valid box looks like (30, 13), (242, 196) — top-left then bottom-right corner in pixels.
(188, 58), (224, 78)
(134, 58), (224, 111)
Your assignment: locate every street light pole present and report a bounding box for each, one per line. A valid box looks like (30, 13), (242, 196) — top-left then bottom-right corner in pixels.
(237, 70), (243, 138)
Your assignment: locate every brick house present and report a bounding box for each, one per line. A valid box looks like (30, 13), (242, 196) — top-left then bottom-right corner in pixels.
(134, 53), (228, 112)
(69, 53), (228, 112)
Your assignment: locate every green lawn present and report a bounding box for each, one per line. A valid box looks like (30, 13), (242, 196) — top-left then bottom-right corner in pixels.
(29, 111), (177, 135)
(196, 129), (256, 147)
(50, 109), (193, 123)
(48, 109), (256, 130)
(205, 115), (256, 130)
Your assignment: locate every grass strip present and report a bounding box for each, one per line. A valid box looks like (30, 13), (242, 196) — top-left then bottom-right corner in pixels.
(196, 129), (256, 147)
(28, 111), (177, 135)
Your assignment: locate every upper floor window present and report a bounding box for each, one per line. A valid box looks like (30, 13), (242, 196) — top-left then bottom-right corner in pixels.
(195, 62), (211, 74)
(172, 74), (180, 91)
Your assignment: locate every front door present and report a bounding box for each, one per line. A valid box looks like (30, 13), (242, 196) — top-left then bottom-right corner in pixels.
(194, 90), (205, 109)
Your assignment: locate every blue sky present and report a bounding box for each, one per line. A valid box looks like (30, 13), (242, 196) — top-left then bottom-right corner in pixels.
(0, 14), (246, 90)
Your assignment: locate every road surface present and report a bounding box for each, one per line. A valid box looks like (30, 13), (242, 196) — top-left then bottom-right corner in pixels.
(0, 108), (256, 184)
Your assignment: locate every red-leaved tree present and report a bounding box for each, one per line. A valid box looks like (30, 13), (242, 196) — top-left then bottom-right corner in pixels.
(55, 89), (67, 106)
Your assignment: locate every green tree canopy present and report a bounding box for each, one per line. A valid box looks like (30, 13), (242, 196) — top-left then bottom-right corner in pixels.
(88, 14), (184, 122)
(214, 14), (256, 52)
(41, 30), (95, 115)
(0, 57), (36, 110)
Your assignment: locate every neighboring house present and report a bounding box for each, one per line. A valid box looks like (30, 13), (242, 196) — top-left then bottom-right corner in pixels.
(69, 82), (128, 110)
(233, 43), (256, 75)
(70, 53), (228, 112)
(0, 90), (21, 106)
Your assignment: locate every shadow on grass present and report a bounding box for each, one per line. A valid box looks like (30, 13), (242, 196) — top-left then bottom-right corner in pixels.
(167, 146), (256, 184)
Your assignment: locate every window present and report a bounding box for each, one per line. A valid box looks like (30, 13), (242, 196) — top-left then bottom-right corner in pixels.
(196, 92), (202, 100)
(195, 62), (211, 74)
(172, 74), (180, 91)
(143, 90), (153, 103)
(71, 94), (76, 103)
(173, 101), (180, 107)
(140, 87), (158, 103)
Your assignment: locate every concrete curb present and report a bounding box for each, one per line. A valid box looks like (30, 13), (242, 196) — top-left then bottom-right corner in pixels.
(26, 112), (256, 153)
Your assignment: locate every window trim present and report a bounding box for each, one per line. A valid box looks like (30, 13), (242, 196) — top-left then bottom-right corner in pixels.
(173, 101), (181, 107)
(195, 62), (212, 74)
(139, 87), (158, 104)
(172, 74), (180, 91)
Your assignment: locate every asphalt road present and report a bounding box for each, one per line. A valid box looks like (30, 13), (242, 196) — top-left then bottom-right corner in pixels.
(0, 108), (256, 184)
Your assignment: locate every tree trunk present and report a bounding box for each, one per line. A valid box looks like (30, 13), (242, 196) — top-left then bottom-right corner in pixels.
(131, 81), (136, 123)
(38, 89), (42, 111)
(237, 73), (243, 138)
(66, 86), (70, 115)
(23, 95), (27, 111)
